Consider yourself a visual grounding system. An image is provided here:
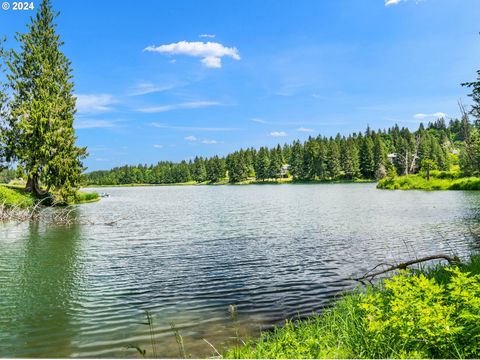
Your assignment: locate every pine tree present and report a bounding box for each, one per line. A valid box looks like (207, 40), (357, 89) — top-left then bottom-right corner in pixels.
(206, 156), (226, 182)
(5, 0), (86, 201)
(373, 135), (387, 177)
(268, 146), (283, 179)
(254, 147), (270, 180)
(462, 67), (480, 127)
(359, 136), (375, 179)
(326, 139), (341, 179)
(289, 140), (304, 179)
(192, 156), (207, 182)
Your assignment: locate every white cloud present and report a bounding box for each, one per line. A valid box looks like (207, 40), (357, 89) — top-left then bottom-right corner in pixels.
(297, 127), (314, 133)
(413, 112), (448, 120)
(251, 118), (267, 124)
(202, 139), (218, 144)
(75, 94), (116, 113)
(185, 135), (197, 141)
(270, 131), (288, 137)
(153, 144), (163, 148)
(385, 0), (402, 6)
(199, 34), (216, 38)
(433, 112), (448, 118)
(74, 119), (120, 129)
(385, 0), (424, 6)
(144, 41), (240, 68)
(138, 101), (220, 113)
(129, 83), (174, 96)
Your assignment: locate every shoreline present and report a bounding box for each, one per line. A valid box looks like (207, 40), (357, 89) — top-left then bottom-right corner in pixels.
(82, 178), (377, 188)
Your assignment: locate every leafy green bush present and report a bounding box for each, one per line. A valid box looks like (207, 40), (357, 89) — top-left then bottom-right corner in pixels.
(226, 256), (480, 359)
(361, 268), (479, 358)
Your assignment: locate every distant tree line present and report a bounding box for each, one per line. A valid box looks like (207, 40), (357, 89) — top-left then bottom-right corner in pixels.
(84, 118), (475, 186)
(86, 62), (480, 186)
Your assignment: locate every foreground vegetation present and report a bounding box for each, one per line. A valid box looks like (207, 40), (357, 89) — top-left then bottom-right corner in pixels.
(226, 255), (480, 359)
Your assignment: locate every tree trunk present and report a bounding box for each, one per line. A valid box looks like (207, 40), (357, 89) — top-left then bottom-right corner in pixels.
(25, 173), (47, 197)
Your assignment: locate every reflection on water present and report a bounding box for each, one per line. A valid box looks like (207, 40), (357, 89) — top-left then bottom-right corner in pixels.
(0, 223), (83, 357)
(0, 184), (479, 358)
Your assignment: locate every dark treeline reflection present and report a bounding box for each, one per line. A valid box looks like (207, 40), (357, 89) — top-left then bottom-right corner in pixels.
(0, 222), (83, 357)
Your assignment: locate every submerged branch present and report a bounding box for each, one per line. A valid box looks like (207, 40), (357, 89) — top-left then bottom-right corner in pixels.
(355, 254), (460, 284)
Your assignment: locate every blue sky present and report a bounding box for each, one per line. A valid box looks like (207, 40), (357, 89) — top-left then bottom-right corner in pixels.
(1, 0), (479, 171)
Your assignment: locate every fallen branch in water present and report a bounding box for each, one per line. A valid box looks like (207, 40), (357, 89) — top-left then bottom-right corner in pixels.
(355, 254), (460, 284)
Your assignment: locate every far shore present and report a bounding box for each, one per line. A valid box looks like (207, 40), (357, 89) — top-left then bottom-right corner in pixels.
(82, 178), (377, 188)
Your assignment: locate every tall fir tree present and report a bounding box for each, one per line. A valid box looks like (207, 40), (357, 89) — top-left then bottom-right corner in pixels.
(359, 135), (375, 179)
(254, 147), (270, 180)
(192, 156), (207, 183)
(5, 0), (86, 200)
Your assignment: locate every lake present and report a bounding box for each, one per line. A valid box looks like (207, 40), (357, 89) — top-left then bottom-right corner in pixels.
(0, 184), (479, 358)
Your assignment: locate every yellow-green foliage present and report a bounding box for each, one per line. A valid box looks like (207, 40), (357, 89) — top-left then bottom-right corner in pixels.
(361, 269), (479, 358)
(74, 191), (100, 204)
(378, 172), (480, 190)
(0, 185), (35, 208)
(226, 256), (480, 359)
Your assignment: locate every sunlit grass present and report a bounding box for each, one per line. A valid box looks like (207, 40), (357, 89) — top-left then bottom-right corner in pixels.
(377, 170), (480, 190)
(225, 255), (480, 359)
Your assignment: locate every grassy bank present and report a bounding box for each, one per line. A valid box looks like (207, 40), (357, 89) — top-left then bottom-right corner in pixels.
(76, 191), (100, 204)
(0, 184), (99, 207)
(226, 255), (480, 359)
(377, 170), (480, 190)
(0, 185), (35, 208)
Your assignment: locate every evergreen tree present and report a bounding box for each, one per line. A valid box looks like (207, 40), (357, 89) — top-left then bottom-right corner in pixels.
(341, 137), (360, 179)
(206, 156), (226, 182)
(4, 0), (86, 200)
(268, 146), (283, 179)
(289, 140), (304, 179)
(254, 147), (270, 181)
(462, 67), (480, 127)
(192, 156), (207, 183)
(359, 136), (375, 179)
(373, 135), (387, 177)
(326, 139), (341, 179)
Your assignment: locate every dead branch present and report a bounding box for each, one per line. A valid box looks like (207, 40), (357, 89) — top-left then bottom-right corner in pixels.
(354, 254), (460, 284)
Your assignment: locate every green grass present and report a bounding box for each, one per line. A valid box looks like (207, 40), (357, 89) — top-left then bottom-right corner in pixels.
(75, 191), (100, 204)
(377, 171), (480, 190)
(225, 254), (480, 359)
(0, 185), (35, 208)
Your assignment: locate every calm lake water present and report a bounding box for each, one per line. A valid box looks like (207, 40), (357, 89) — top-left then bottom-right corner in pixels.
(1, 184), (479, 358)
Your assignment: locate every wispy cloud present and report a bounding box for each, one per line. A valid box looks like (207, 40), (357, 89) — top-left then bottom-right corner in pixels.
(297, 127), (314, 133)
(151, 123), (237, 132)
(144, 41), (240, 68)
(201, 139), (219, 144)
(413, 112), (448, 120)
(129, 83), (175, 96)
(75, 94), (116, 113)
(138, 101), (221, 113)
(74, 119), (122, 129)
(270, 131), (288, 137)
(199, 34), (216, 38)
(385, 0), (424, 6)
(185, 135), (197, 141)
(153, 144), (163, 148)
(251, 118), (267, 124)
(385, 0), (402, 6)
